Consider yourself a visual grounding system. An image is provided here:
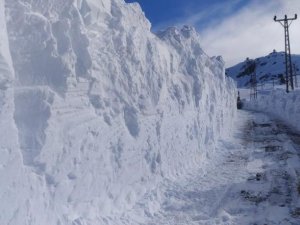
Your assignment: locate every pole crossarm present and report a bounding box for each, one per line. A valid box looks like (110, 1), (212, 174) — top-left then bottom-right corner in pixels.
(274, 14), (297, 22)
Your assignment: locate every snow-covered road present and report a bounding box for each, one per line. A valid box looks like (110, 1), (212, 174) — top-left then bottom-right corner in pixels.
(126, 110), (300, 225)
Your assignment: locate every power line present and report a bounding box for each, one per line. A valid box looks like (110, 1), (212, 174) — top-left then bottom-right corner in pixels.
(274, 14), (297, 93)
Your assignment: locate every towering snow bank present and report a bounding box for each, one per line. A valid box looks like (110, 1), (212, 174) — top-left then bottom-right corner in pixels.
(0, 0), (18, 181)
(0, 2), (39, 225)
(1, 0), (236, 224)
(0, 0), (13, 87)
(245, 89), (300, 132)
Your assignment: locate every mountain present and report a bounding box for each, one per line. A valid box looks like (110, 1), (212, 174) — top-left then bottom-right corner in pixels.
(0, 0), (236, 224)
(226, 51), (300, 88)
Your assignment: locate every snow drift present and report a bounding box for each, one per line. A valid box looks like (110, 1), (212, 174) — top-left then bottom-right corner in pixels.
(1, 0), (236, 224)
(245, 89), (300, 132)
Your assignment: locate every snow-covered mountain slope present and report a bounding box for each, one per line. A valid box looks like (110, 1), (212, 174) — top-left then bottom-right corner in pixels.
(1, 0), (236, 224)
(226, 51), (300, 88)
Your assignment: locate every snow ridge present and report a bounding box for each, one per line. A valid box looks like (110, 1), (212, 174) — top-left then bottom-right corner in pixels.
(1, 0), (236, 224)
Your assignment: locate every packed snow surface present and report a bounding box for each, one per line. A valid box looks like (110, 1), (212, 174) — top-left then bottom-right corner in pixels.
(134, 111), (300, 224)
(0, 0), (237, 224)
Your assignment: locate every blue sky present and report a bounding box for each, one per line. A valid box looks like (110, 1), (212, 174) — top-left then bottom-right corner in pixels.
(125, 0), (300, 67)
(125, 0), (250, 31)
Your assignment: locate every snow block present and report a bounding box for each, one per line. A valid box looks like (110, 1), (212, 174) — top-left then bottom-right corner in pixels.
(0, 0), (237, 224)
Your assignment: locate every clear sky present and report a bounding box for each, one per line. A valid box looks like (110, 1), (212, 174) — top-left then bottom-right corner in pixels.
(125, 0), (300, 67)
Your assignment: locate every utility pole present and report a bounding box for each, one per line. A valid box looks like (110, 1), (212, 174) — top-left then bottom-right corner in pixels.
(247, 59), (257, 100)
(293, 63), (298, 88)
(274, 14), (297, 93)
(250, 69), (257, 100)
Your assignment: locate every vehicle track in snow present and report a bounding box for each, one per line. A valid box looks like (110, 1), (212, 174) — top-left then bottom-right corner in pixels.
(128, 110), (300, 225)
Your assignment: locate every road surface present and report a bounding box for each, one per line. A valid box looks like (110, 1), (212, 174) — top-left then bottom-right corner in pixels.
(129, 110), (300, 225)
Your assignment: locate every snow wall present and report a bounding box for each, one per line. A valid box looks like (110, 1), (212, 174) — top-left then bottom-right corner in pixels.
(1, 0), (236, 224)
(245, 89), (300, 132)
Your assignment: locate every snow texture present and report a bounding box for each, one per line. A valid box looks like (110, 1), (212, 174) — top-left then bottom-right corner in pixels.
(133, 111), (300, 224)
(245, 88), (300, 132)
(0, 0), (236, 224)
